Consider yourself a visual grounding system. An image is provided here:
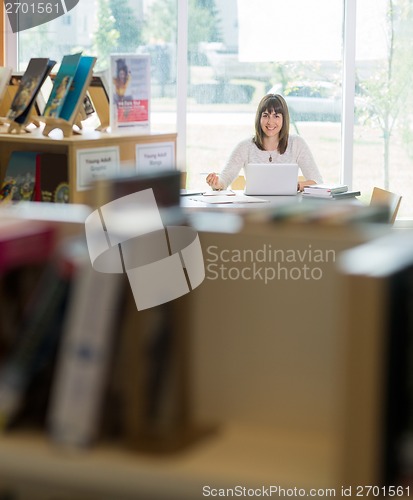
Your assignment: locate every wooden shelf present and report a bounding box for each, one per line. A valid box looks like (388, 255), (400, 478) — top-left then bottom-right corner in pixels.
(0, 211), (409, 498)
(0, 424), (337, 499)
(0, 125), (177, 205)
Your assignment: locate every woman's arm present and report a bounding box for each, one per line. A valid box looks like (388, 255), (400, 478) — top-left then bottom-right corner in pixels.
(206, 139), (250, 189)
(292, 135), (323, 189)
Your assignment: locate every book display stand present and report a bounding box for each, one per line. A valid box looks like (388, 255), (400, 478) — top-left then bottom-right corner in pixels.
(6, 116), (40, 134)
(40, 114), (83, 138)
(93, 98), (110, 132)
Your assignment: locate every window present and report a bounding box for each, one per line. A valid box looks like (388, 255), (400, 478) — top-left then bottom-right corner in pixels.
(14, 0), (178, 135)
(7, 0), (413, 218)
(353, 0), (413, 217)
(187, 0), (343, 190)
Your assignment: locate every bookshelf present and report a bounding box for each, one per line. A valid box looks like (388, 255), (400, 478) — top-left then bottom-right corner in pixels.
(0, 425), (335, 500)
(0, 206), (412, 498)
(0, 127), (177, 205)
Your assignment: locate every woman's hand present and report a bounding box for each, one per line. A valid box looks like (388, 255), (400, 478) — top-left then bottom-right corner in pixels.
(206, 173), (225, 190)
(298, 179), (316, 192)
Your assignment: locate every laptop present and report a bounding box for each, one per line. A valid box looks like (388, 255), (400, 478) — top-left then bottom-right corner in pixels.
(244, 163), (299, 196)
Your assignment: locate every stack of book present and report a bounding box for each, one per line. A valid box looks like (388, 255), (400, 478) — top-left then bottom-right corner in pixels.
(302, 184), (361, 200)
(0, 151), (68, 204)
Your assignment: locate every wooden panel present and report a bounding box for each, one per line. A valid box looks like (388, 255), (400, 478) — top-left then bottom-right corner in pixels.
(0, 128), (177, 205)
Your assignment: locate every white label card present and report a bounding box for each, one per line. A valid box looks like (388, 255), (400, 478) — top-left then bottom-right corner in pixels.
(135, 142), (175, 173)
(77, 147), (120, 191)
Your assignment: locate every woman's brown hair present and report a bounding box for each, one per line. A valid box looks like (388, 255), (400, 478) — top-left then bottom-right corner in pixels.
(253, 94), (290, 155)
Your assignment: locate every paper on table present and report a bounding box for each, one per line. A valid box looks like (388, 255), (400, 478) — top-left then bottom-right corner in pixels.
(189, 194), (269, 204)
(202, 189), (236, 196)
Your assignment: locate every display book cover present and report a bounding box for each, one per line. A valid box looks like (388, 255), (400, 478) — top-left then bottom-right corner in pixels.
(0, 151), (68, 203)
(87, 71), (110, 128)
(58, 55), (97, 124)
(6, 58), (56, 124)
(109, 54), (150, 131)
(43, 52), (83, 119)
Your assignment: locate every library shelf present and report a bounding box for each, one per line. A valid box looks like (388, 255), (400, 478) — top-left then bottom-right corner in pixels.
(0, 125), (177, 205)
(0, 424), (336, 500)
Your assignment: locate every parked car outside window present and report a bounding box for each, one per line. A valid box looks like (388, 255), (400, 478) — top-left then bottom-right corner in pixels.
(268, 81), (342, 122)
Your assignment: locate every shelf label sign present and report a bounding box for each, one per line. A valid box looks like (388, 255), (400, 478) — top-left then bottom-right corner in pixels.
(76, 146), (120, 191)
(135, 142), (175, 173)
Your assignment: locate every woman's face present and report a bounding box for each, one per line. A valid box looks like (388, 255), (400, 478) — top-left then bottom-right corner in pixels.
(260, 109), (283, 138)
(119, 69), (127, 83)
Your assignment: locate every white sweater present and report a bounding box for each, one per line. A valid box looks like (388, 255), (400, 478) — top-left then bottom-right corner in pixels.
(218, 134), (323, 189)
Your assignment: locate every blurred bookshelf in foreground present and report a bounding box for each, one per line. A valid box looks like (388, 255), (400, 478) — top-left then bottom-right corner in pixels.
(0, 202), (412, 498)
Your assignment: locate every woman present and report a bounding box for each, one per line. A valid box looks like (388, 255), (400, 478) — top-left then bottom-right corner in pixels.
(206, 93), (323, 191)
(113, 59), (131, 102)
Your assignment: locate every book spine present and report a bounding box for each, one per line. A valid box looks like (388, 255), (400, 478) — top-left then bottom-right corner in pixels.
(0, 223), (55, 274)
(0, 261), (70, 430)
(47, 243), (123, 447)
(33, 153), (42, 202)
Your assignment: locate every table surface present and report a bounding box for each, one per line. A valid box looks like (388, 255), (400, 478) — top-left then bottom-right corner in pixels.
(180, 190), (304, 213)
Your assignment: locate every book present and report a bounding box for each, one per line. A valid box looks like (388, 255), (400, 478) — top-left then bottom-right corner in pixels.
(303, 183), (348, 196)
(1, 151), (68, 204)
(43, 53), (82, 118)
(0, 260), (71, 431)
(0, 219), (55, 274)
(330, 190), (361, 199)
(6, 58), (56, 125)
(47, 239), (123, 446)
(302, 190), (361, 200)
(33, 153), (69, 203)
(35, 75), (54, 115)
(110, 54), (150, 131)
(58, 56), (97, 124)
(1, 151), (38, 203)
(88, 71), (110, 130)
(0, 73), (45, 118)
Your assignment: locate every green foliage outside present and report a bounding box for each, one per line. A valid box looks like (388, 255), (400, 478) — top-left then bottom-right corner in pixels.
(109, 0), (142, 53)
(356, 0), (413, 189)
(92, 0), (119, 71)
(142, 0), (222, 58)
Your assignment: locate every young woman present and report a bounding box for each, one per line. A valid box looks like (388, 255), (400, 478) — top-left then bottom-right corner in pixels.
(206, 93), (323, 191)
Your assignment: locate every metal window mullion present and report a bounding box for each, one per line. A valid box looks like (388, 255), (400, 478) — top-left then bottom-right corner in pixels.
(176, 0), (188, 172)
(341, 0), (357, 189)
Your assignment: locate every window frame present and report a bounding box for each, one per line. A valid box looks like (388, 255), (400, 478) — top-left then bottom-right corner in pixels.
(0, 0), (357, 193)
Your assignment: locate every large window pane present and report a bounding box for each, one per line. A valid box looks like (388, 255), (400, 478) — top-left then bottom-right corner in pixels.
(353, 0), (413, 218)
(187, 0), (343, 190)
(16, 0), (177, 134)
